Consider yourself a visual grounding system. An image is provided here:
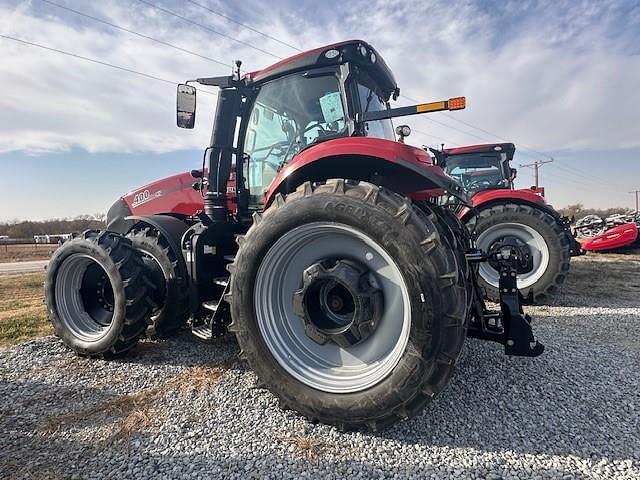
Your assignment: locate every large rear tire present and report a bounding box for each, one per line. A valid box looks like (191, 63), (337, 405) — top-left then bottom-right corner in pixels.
(126, 226), (190, 338)
(470, 203), (571, 303)
(44, 231), (154, 358)
(228, 180), (468, 430)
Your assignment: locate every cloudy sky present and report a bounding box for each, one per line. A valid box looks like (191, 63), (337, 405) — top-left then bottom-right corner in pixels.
(1, 0), (639, 221)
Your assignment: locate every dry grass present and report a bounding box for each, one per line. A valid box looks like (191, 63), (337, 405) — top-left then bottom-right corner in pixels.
(0, 243), (57, 262)
(0, 272), (50, 345)
(277, 428), (330, 462)
(39, 358), (233, 444)
(561, 251), (640, 304)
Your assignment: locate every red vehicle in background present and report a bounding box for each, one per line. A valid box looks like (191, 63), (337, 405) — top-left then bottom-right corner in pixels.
(575, 213), (640, 252)
(430, 143), (582, 302)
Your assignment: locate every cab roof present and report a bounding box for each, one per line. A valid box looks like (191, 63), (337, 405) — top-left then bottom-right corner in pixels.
(243, 40), (399, 101)
(443, 143), (516, 158)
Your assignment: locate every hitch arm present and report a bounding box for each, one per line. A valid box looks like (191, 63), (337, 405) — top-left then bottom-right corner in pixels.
(497, 264), (545, 357)
(466, 246), (545, 357)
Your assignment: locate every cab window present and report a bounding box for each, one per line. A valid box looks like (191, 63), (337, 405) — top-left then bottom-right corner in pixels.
(243, 72), (347, 205)
(356, 72), (394, 141)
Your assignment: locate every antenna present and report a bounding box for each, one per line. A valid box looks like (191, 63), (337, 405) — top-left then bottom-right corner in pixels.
(234, 60), (242, 81)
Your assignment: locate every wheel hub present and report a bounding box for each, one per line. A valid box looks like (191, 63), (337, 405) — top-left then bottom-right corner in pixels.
(292, 259), (383, 348)
(487, 237), (534, 274)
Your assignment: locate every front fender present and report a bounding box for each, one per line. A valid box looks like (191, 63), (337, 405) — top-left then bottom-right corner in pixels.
(264, 137), (469, 206)
(457, 188), (552, 221)
(113, 214), (192, 283)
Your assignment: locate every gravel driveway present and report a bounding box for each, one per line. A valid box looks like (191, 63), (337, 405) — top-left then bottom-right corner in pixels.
(1, 253), (639, 479)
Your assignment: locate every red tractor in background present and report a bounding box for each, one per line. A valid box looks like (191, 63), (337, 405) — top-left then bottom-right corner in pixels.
(47, 40), (544, 430)
(429, 144), (582, 302)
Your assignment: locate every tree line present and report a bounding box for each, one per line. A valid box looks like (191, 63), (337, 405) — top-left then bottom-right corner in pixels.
(558, 204), (633, 221)
(1, 205), (632, 239)
(0, 214), (106, 239)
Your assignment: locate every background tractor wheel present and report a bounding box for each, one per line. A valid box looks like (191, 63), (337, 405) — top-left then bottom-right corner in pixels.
(127, 226), (190, 338)
(228, 180), (468, 430)
(44, 230), (154, 358)
(470, 203), (571, 303)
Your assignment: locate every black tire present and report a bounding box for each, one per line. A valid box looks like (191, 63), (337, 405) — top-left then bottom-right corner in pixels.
(44, 230), (154, 358)
(127, 226), (190, 338)
(228, 180), (468, 430)
(470, 203), (571, 303)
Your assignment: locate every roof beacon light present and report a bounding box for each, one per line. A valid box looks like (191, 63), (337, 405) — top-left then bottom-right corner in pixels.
(324, 49), (340, 59)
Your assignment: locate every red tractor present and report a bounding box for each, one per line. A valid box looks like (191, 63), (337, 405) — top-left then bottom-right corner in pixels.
(46, 40), (543, 430)
(427, 144), (582, 302)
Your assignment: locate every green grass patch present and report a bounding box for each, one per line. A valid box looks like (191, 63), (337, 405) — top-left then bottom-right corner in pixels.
(0, 273), (51, 346)
(0, 313), (50, 345)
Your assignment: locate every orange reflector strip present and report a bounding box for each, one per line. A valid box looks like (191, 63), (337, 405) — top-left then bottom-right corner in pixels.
(447, 97), (466, 110)
(416, 101), (446, 113)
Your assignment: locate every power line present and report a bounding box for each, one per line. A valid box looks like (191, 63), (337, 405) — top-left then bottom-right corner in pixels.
(134, 0), (282, 59)
(39, 0), (232, 69)
(19, 2), (628, 194)
(88, 2), (613, 191)
(184, 0), (301, 52)
(0, 34), (217, 95)
(135, 3), (501, 152)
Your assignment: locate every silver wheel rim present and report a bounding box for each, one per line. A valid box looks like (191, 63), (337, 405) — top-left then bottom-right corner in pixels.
(476, 223), (550, 289)
(54, 254), (115, 341)
(254, 222), (411, 393)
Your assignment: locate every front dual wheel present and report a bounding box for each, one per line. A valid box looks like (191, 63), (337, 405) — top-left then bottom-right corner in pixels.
(230, 180), (468, 430)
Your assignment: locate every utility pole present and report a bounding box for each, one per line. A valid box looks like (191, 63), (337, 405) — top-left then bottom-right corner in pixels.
(519, 158), (554, 187)
(630, 190), (640, 212)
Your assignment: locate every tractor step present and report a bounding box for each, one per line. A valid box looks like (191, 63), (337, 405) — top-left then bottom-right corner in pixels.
(202, 300), (219, 312)
(191, 322), (213, 341)
(213, 277), (228, 287)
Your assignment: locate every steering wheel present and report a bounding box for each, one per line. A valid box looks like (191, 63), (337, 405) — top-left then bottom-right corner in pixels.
(467, 178), (497, 191)
(301, 121), (329, 143)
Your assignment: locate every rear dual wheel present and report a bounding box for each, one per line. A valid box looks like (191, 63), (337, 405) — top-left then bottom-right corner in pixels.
(229, 180), (468, 430)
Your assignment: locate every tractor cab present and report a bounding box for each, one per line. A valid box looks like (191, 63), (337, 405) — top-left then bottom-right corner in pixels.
(432, 143), (516, 195)
(176, 40), (466, 216)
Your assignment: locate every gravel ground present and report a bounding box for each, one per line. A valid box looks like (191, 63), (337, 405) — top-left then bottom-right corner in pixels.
(1, 253), (639, 479)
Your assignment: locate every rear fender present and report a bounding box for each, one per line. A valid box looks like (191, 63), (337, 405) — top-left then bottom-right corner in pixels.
(459, 192), (584, 255)
(264, 138), (469, 207)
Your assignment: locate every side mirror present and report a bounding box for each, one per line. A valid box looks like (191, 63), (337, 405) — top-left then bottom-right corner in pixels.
(177, 84), (196, 129)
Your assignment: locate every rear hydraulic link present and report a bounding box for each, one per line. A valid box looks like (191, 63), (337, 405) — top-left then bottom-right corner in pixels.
(466, 240), (545, 357)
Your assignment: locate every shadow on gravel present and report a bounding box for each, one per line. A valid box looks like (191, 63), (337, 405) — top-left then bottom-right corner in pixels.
(116, 332), (245, 370)
(378, 338), (639, 465)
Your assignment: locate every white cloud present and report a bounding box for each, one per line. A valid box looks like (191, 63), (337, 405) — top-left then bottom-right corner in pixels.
(0, 0), (638, 155)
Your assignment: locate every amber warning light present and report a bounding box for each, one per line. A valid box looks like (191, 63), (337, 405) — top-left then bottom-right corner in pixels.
(447, 97), (466, 110)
